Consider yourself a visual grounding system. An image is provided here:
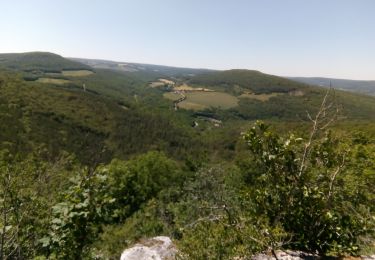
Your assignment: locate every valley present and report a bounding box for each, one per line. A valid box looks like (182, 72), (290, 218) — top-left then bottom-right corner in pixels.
(2, 1), (374, 259)
(0, 52), (374, 259)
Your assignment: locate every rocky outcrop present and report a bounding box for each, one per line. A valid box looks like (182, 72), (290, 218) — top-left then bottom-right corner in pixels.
(251, 250), (375, 260)
(120, 236), (177, 260)
(120, 237), (375, 260)
(251, 250), (318, 260)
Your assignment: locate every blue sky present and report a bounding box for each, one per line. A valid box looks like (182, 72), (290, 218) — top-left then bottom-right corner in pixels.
(0, 0), (374, 79)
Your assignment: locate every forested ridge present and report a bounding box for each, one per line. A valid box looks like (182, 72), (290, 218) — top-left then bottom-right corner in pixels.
(0, 53), (374, 259)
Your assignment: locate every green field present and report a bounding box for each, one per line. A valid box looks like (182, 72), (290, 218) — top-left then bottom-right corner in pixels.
(178, 101), (207, 110)
(179, 91), (238, 110)
(239, 92), (281, 101)
(163, 92), (184, 101)
(62, 70), (94, 77)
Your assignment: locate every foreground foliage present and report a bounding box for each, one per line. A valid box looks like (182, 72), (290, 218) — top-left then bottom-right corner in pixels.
(1, 120), (374, 259)
(241, 121), (375, 255)
(0, 55), (375, 258)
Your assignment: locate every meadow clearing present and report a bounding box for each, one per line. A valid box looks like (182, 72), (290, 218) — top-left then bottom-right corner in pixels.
(239, 92), (281, 101)
(179, 92), (238, 110)
(149, 81), (166, 88)
(174, 84), (213, 92)
(160, 80), (293, 111)
(163, 92), (184, 101)
(62, 70), (94, 77)
(36, 78), (71, 85)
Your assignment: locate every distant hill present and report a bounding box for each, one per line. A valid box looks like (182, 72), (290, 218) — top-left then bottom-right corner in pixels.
(0, 52), (91, 72)
(188, 69), (309, 94)
(1, 51), (375, 129)
(71, 57), (212, 77)
(288, 77), (375, 96)
(68, 56), (375, 121)
(183, 70), (375, 121)
(0, 51), (375, 167)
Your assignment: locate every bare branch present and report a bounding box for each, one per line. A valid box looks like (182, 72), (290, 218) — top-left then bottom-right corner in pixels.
(298, 87), (339, 178)
(327, 152), (346, 201)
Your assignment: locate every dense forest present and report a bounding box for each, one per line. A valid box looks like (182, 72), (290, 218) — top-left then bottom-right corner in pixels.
(0, 53), (374, 259)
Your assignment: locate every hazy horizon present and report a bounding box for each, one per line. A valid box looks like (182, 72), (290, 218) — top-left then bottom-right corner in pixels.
(1, 0), (374, 80)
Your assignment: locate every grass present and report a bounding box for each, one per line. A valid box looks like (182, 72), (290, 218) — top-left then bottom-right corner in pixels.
(0, 70), (207, 165)
(188, 69), (306, 94)
(174, 84), (197, 91)
(149, 79), (175, 88)
(0, 52), (91, 72)
(62, 70), (94, 77)
(163, 92), (184, 101)
(179, 92), (238, 110)
(159, 79), (175, 85)
(239, 92), (282, 101)
(45, 72), (64, 77)
(36, 78), (71, 85)
(149, 82), (165, 88)
(178, 101), (208, 110)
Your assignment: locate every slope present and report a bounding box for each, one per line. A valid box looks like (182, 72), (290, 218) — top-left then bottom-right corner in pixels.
(0, 70), (205, 165)
(71, 57), (212, 78)
(170, 69), (375, 121)
(188, 69), (307, 94)
(288, 77), (375, 96)
(0, 52), (91, 72)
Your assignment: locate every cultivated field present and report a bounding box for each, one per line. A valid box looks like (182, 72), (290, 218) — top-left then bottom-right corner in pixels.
(179, 92), (238, 110)
(62, 70), (94, 77)
(149, 81), (166, 88)
(36, 78), (71, 85)
(149, 78), (175, 88)
(178, 101), (208, 110)
(173, 84), (213, 92)
(163, 92), (184, 101)
(239, 92), (281, 101)
(159, 78), (175, 85)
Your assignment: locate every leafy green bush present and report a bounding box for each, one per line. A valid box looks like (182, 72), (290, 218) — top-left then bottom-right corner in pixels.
(41, 151), (182, 259)
(241, 121), (375, 255)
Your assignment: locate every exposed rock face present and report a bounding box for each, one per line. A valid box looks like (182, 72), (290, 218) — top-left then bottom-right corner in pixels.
(251, 250), (318, 260)
(120, 236), (177, 260)
(362, 256), (375, 260)
(120, 238), (375, 260)
(251, 250), (375, 260)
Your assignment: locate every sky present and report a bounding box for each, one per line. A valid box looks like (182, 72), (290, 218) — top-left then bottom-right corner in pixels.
(0, 0), (374, 80)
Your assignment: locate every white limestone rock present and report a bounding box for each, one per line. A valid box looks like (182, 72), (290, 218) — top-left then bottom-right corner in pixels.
(120, 236), (177, 260)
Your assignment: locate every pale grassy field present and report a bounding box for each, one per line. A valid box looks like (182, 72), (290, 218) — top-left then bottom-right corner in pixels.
(163, 92), (184, 101)
(45, 72), (63, 77)
(288, 90), (304, 96)
(62, 70), (94, 77)
(239, 92), (281, 101)
(179, 92), (238, 110)
(159, 79), (175, 85)
(173, 84), (196, 91)
(149, 79), (175, 88)
(173, 84), (213, 92)
(36, 78), (71, 85)
(149, 82), (165, 88)
(178, 101), (207, 110)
